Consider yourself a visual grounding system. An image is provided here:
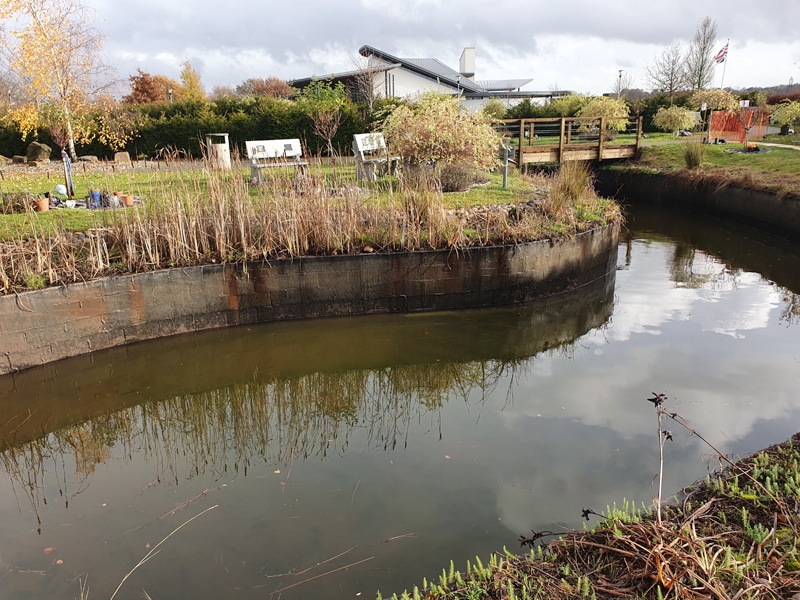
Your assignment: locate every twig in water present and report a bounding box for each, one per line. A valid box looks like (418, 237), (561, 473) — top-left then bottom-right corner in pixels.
(268, 556), (374, 597)
(384, 533), (418, 542)
(159, 488), (210, 519)
(351, 480), (360, 505)
(109, 504), (218, 600)
(260, 544), (359, 577)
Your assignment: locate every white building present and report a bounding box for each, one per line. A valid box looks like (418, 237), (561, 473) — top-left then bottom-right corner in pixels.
(291, 45), (570, 111)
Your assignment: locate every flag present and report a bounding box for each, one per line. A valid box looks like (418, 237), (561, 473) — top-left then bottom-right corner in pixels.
(714, 43), (728, 64)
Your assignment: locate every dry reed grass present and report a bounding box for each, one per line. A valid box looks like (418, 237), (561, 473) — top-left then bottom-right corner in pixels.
(0, 160), (621, 293)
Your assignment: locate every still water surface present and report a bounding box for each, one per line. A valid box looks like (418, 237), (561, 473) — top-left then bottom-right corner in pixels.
(2, 205), (800, 600)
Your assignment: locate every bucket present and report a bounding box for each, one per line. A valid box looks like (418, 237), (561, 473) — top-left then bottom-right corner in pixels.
(34, 198), (49, 212)
(89, 191), (101, 208)
(122, 194), (134, 207)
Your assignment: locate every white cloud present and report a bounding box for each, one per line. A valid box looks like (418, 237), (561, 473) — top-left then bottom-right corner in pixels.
(80, 0), (800, 94)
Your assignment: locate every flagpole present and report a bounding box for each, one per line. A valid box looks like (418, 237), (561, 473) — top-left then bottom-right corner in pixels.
(719, 39), (729, 88)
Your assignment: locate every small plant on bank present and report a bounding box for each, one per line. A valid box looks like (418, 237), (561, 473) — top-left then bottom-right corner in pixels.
(684, 141), (706, 169)
(23, 270), (47, 290)
(439, 163), (484, 193)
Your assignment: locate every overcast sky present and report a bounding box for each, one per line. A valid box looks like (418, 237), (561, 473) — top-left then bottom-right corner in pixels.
(84, 0), (800, 96)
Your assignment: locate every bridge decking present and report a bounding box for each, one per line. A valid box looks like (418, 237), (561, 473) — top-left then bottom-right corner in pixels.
(498, 116), (643, 165)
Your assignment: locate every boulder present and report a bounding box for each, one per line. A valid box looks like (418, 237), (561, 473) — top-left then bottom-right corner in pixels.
(114, 151), (131, 164)
(26, 142), (51, 163)
(78, 155), (99, 162)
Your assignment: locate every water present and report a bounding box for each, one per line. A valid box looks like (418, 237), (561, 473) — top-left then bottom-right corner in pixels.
(2, 204), (800, 600)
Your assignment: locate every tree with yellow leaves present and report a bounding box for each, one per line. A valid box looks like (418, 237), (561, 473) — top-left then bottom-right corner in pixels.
(179, 61), (206, 103)
(0, 0), (116, 159)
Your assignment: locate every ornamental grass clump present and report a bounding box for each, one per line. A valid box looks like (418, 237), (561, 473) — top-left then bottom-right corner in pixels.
(684, 141), (706, 169)
(544, 161), (599, 221)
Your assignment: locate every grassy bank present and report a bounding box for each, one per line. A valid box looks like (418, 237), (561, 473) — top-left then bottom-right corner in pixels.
(382, 395), (800, 600)
(626, 139), (800, 200)
(0, 160), (619, 293)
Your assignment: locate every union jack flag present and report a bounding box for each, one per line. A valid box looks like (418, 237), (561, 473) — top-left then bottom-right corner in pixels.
(714, 43), (728, 64)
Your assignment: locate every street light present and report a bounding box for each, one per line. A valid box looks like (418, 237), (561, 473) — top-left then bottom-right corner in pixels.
(456, 74), (461, 96)
(617, 70), (623, 98)
(168, 88), (173, 103)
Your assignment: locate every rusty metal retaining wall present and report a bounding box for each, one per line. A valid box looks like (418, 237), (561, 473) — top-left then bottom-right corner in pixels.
(595, 169), (800, 243)
(0, 224), (619, 375)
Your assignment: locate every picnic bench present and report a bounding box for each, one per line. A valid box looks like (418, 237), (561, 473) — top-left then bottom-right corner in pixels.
(352, 133), (400, 182)
(245, 139), (308, 183)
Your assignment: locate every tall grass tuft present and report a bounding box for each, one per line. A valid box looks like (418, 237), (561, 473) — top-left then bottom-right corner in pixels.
(543, 161), (597, 221)
(684, 141), (706, 169)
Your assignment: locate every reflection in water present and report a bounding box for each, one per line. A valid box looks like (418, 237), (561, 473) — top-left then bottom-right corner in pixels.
(3, 204), (800, 600)
(780, 292), (800, 326)
(0, 272), (615, 523)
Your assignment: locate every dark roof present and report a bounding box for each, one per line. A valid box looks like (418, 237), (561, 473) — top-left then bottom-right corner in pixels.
(359, 45), (485, 93)
(289, 62), (397, 88)
(292, 45), (537, 97)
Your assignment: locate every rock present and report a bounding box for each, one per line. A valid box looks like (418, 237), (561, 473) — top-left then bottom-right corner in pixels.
(12, 155), (25, 164)
(78, 155), (99, 162)
(114, 151), (131, 164)
(26, 141), (52, 163)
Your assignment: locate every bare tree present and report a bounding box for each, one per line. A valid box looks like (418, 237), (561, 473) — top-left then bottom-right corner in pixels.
(684, 17), (718, 91)
(349, 54), (381, 114)
(235, 77), (292, 98)
(647, 41), (687, 100)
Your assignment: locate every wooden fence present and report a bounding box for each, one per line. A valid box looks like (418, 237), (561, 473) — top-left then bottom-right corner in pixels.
(496, 116), (643, 165)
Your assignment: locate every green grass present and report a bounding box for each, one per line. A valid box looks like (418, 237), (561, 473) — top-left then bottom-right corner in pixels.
(0, 209), (105, 239)
(446, 170), (532, 205)
(762, 132), (800, 146)
(637, 143), (800, 175)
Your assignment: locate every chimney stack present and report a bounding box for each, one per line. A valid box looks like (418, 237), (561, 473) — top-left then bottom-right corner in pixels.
(459, 47), (475, 80)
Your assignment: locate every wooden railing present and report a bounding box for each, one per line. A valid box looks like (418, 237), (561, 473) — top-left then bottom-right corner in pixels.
(496, 116), (643, 165)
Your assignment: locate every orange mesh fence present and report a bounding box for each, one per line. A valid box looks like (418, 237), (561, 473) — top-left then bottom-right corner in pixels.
(709, 108), (770, 143)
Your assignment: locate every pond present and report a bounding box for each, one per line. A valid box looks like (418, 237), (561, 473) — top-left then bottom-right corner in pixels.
(2, 204), (800, 600)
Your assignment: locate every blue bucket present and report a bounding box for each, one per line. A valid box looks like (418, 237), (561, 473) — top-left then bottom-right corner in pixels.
(90, 191), (101, 208)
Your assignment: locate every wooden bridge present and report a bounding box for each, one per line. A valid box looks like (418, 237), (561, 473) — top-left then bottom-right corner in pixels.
(497, 116), (643, 165)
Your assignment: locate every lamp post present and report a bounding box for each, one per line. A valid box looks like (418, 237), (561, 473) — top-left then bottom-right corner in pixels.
(617, 70), (623, 99)
(168, 88), (173, 103)
(456, 74), (461, 96)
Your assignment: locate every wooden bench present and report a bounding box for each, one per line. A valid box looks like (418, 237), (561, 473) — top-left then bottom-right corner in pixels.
(245, 139), (308, 183)
(352, 133), (400, 182)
